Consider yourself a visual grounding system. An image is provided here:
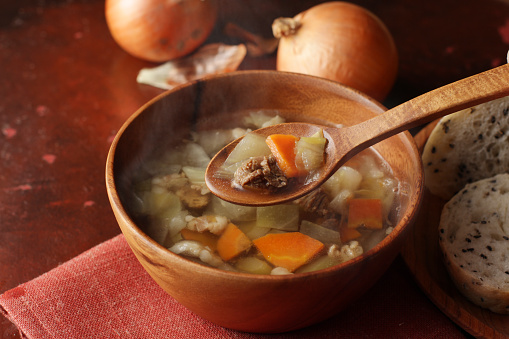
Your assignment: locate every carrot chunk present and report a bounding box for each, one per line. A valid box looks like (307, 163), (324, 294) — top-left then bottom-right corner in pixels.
(181, 229), (219, 251)
(266, 134), (300, 177)
(216, 223), (252, 261)
(339, 225), (362, 242)
(253, 232), (324, 272)
(347, 198), (383, 229)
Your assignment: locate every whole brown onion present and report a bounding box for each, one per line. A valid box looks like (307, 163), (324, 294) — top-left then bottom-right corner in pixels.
(273, 1), (398, 102)
(106, 0), (218, 62)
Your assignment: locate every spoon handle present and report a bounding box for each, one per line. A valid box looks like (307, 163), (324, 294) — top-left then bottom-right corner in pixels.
(331, 63), (509, 157)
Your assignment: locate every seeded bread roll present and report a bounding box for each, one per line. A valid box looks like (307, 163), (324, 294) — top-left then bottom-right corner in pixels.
(422, 95), (509, 200)
(439, 173), (509, 314)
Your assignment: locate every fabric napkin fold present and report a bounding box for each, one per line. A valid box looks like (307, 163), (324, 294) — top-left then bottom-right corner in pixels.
(0, 234), (466, 338)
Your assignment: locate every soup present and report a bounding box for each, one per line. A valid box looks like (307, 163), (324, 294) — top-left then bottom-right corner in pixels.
(130, 111), (400, 275)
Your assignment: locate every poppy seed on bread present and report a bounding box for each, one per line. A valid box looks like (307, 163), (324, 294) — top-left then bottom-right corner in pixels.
(439, 173), (509, 314)
(422, 95), (509, 200)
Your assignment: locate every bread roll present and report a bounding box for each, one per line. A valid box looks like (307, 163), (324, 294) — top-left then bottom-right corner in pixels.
(422, 95), (509, 200)
(439, 173), (509, 314)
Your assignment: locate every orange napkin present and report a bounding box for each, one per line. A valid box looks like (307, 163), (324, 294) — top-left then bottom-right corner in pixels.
(0, 234), (466, 338)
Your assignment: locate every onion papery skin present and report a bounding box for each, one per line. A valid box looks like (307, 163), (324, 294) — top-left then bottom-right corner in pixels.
(274, 2), (398, 102)
(106, 0), (218, 63)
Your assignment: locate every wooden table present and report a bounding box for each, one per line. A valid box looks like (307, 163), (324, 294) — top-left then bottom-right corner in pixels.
(1, 0), (509, 337)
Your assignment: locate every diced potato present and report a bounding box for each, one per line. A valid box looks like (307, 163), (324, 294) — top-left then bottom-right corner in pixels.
(323, 166), (362, 198)
(235, 256), (273, 275)
(300, 220), (340, 244)
(256, 204), (299, 231)
(356, 154), (389, 181)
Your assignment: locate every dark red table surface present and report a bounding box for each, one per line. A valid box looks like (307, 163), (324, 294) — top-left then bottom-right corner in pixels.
(2, 0), (509, 337)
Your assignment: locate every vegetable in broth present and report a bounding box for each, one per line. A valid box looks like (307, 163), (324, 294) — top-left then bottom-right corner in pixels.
(131, 112), (400, 275)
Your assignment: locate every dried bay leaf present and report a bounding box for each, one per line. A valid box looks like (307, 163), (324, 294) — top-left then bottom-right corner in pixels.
(223, 22), (279, 57)
(137, 43), (247, 90)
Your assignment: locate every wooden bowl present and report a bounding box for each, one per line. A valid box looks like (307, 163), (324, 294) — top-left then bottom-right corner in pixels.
(105, 71), (424, 333)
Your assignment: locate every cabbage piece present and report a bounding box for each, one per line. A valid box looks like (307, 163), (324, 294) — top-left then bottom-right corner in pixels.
(256, 204), (299, 231)
(328, 189), (354, 215)
(295, 255), (340, 273)
(161, 210), (189, 246)
(295, 130), (327, 172)
(143, 191), (183, 245)
(207, 196), (257, 222)
(182, 166), (206, 185)
(194, 128), (248, 157)
(181, 143), (211, 168)
(237, 220), (270, 240)
(300, 220), (340, 244)
(145, 190), (181, 216)
(235, 256), (273, 275)
(243, 111), (285, 129)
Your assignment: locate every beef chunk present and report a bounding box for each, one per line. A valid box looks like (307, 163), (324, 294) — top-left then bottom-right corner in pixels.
(232, 155), (287, 190)
(296, 188), (332, 217)
(175, 184), (210, 210)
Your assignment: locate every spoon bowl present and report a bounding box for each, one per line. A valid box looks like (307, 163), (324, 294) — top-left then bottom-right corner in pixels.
(206, 63), (509, 206)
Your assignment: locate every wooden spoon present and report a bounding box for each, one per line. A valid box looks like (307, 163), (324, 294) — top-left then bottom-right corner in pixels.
(205, 64), (509, 206)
